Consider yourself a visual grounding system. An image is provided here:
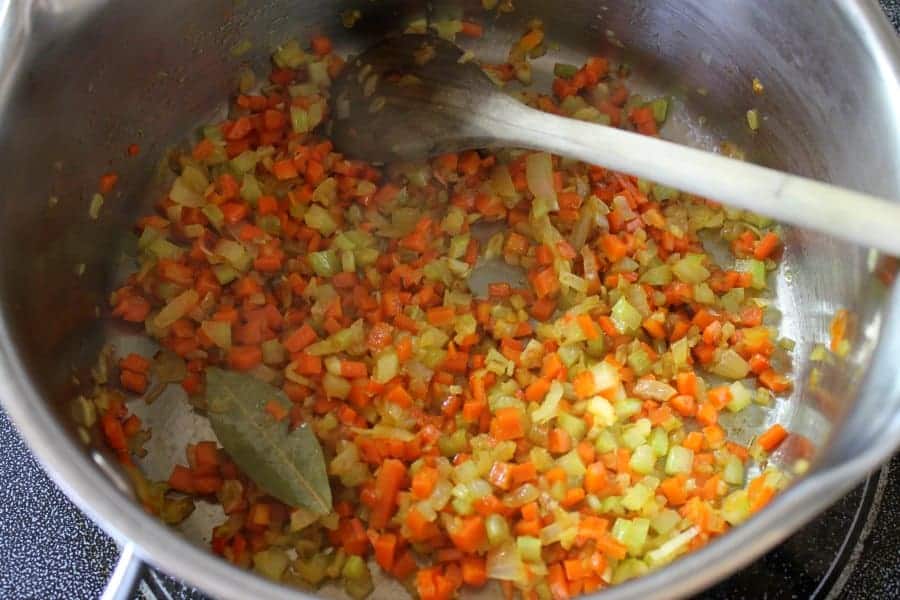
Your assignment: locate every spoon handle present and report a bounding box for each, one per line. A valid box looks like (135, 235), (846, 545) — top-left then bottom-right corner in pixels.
(490, 101), (900, 256)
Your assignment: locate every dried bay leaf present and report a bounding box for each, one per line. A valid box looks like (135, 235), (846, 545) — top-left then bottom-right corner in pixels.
(204, 367), (332, 514)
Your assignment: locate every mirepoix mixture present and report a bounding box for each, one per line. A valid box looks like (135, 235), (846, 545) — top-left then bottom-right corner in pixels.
(78, 19), (799, 600)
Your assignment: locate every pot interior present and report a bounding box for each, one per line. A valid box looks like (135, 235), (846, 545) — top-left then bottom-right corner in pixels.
(0, 0), (898, 597)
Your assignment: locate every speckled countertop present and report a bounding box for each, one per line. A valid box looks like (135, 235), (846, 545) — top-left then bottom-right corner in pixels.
(2, 4), (900, 600)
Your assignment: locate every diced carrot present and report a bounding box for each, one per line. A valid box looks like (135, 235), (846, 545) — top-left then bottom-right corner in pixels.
(373, 533), (397, 572)
(99, 172), (119, 194)
(427, 306), (456, 326)
(547, 428), (572, 454)
(461, 556), (487, 586)
(283, 324), (318, 353)
(340, 360), (368, 379)
(265, 399), (288, 421)
(757, 423), (789, 451)
(292, 352), (322, 375)
(706, 386), (732, 410)
(530, 267), (560, 299)
(449, 515), (486, 553)
(759, 369), (792, 393)
(460, 21), (484, 39)
(490, 407), (526, 441)
(600, 234), (628, 261)
(754, 232), (780, 260)
(370, 459), (407, 529)
(524, 377), (551, 403)
(411, 466), (439, 499)
(119, 353), (151, 375)
(168, 464), (195, 494)
(577, 314), (599, 340)
(670, 394), (697, 417)
(120, 370), (148, 394)
(310, 35), (333, 57)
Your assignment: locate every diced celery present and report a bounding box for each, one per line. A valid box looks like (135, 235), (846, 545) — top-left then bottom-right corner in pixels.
(201, 320), (232, 349)
(308, 101), (325, 131)
(340, 249), (356, 273)
(342, 554), (367, 580)
(722, 454), (745, 485)
(441, 207), (466, 234)
(611, 517), (650, 556)
(629, 445), (656, 475)
(671, 337), (689, 368)
(649, 427), (669, 457)
(529, 447), (554, 472)
(664, 445), (694, 475)
(652, 184), (679, 202)
(672, 254), (710, 283)
(586, 395), (615, 427)
(486, 513), (511, 546)
(627, 348), (652, 376)
(373, 348), (399, 384)
(252, 548), (289, 581)
(639, 264), (673, 285)
(273, 39), (306, 69)
(557, 450), (586, 477)
(147, 238), (184, 261)
(650, 97), (669, 123)
(312, 177), (337, 206)
(308, 61), (330, 88)
(212, 264), (238, 285)
(612, 518), (630, 542)
(517, 536), (542, 562)
(594, 429), (618, 454)
(291, 106), (310, 133)
(746, 109), (760, 131)
(323, 372), (351, 399)
(735, 258), (767, 289)
(585, 335), (606, 358)
(230, 150), (258, 174)
(650, 509), (681, 535)
(622, 425), (648, 450)
(721, 490), (751, 525)
(622, 481), (653, 510)
(710, 349), (751, 380)
(694, 282), (715, 304)
(611, 558), (649, 584)
(201, 204), (224, 229)
(240, 173), (262, 204)
(261, 339), (285, 365)
(304, 204), (338, 236)
(611, 296), (642, 334)
(726, 381), (752, 412)
(355, 247), (379, 267)
(308, 250), (340, 277)
(557, 412), (587, 442)
(615, 397), (643, 420)
(438, 429), (468, 456)
(719, 287), (745, 313)
(448, 234), (470, 259)
(553, 63), (579, 78)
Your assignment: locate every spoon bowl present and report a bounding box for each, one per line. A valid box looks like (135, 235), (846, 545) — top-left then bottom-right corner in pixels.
(332, 34), (512, 163)
(332, 33), (900, 256)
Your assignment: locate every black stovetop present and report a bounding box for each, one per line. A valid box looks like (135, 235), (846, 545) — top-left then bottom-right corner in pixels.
(2, 4), (900, 599)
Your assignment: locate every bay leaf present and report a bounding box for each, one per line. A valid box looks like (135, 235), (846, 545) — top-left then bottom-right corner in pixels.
(204, 367), (332, 515)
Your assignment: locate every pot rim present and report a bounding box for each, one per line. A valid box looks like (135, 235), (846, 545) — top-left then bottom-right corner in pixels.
(1, 1), (899, 599)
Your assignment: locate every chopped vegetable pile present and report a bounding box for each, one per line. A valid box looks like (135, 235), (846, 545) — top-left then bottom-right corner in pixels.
(82, 22), (801, 600)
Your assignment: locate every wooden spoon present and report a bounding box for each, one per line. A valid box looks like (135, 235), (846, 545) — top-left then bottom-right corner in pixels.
(331, 34), (900, 255)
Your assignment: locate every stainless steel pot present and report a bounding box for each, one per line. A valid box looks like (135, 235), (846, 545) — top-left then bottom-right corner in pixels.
(1, 1), (899, 599)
